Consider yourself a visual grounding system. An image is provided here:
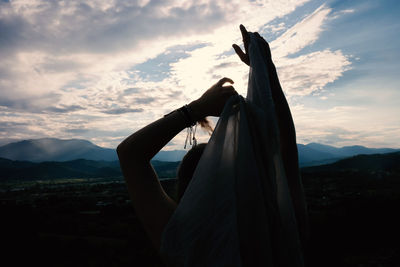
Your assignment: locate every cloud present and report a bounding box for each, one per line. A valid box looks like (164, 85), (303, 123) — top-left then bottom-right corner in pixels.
(297, 125), (364, 146)
(270, 4), (331, 58)
(123, 87), (141, 94)
(0, 93), (61, 112)
(0, 0), (374, 149)
(64, 127), (89, 134)
(0, 121), (29, 132)
(330, 8), (355, 19)
(263, 4), (353, 96)
(133, 97), (156, 105)
(0, 0), (233, 55)
(213, 62), (240, 70)
(292, 101), (400, 148)
(265, 22), (286, 34)
(102, 107), (143, 115)
(277, 49), (351, 95)
(45, 104), (85, 113)
(166, 3), (352, 103)
(0, 0), (238, 110)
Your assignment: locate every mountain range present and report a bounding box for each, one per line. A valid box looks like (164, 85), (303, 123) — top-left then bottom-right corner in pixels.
(0, 138), (117, 162)
(302, 151), (400, 173)
(296, 142), (398, 166)
(1, 151), (398, 182)
(0, 158), (180, 181)
(0, 138), (398, 166)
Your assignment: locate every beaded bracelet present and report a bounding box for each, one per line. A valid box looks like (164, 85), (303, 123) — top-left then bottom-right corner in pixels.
(177, 105), (197, 127)
(164, 105), (197, 127)
(164, 105), (198, 148)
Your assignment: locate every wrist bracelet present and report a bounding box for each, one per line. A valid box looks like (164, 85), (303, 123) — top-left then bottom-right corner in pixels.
(164, 105), (198, 148)
(164, 105), (197, 127)
(178, 105), (197, 127)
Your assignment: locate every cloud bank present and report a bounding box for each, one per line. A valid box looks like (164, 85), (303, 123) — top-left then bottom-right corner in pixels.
(3, 0), (390, 149)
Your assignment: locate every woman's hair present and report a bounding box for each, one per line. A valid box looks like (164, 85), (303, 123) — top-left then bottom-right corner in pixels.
(198, 118), (213, 135)
(176, 143), (207, 202)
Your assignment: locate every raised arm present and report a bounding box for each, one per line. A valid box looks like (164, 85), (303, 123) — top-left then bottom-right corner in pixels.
(262, 35), (310, 250)
(116, 77), (237, 250)
(233, 25), (309, 250)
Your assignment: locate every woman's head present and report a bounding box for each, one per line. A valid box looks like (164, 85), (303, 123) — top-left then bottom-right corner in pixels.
(176, 143), (207, 202)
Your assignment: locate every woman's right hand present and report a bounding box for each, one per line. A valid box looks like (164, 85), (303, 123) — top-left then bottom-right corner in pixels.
(232, 24), (272, 66)
(189, 77), (237, 119)
(232, 24), (250, 66)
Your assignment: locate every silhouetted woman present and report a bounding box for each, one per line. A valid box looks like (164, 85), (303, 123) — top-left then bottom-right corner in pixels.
(117, 25), (308, 260)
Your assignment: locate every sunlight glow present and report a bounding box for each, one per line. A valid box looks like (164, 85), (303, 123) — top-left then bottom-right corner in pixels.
(1, 0), (399, 149)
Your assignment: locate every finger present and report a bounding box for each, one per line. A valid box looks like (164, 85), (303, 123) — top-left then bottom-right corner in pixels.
(232, 44), (249, 65)
(217, 77), (234, 86)
(223, 89), (239, 97)
(240, 24), (249, 53)
(221, 85), (235, 91)
(240, 24), (249, 42)
(221, 86), (238, 96)
(232, 44), (247, 61)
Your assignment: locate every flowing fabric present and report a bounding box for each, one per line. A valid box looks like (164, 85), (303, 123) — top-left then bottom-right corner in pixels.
(160, 33), (304, 267)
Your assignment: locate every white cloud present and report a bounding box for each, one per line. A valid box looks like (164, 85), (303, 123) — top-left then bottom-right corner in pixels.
(270, 4), (331, 58)
(330, 8), (355, 19)
(292, 93), (400, 148)
(0, 0), (367, 149)
(277, 49), (351, 96)
(266, 22), (286, 33)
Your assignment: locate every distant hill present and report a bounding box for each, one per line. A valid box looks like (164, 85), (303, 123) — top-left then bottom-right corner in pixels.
(0, 158), (119, 180)
(153, 150), (187, 162)
(0, 138), (118, 162)
(0, 138), (398, 166)
(2, 151), (398, 182)
(297, 143), (398, 166)
(0, 138), (187, 163)
(0, 158), (180, 181)
(153, 143), (399, 166)
(302, 151), (400, 173)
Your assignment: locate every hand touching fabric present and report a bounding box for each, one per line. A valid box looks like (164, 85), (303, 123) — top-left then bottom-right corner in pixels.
(232, 24), (272, 65)
(189, 77), (237, 119)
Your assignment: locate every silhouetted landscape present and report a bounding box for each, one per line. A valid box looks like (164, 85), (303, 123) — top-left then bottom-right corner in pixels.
(1, 139), (399, 266)
(1, 138), (398, 165)
(0, 157), (179, 182)
(301, 152), (400, 267)
(2, 0), (399, 265)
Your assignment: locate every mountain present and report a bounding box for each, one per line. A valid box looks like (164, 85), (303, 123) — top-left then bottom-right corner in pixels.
(0, 158), (120, 181)
(153, 143), (399, 166)
(297, 144), (341, 166)
(297, 143), (398, 166)
(153, 150), (187, 162)
(0, 138), (398, 166)
(302, 151), (400, 173)
(1, 150), (398, 182)
(0, 138), (118, 162)
(306, 142), (397, 157)
(0, 158), (180, 181)
(0, 138), (187, 163)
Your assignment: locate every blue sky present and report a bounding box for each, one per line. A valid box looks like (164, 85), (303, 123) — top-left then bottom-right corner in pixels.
(0, 0), (399, 149)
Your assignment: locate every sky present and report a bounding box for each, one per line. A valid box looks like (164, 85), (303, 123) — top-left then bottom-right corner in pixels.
(0, 0), (399, 150)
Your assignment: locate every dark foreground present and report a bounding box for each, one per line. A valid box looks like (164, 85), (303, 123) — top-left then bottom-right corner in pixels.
(1, 170), (400, 267)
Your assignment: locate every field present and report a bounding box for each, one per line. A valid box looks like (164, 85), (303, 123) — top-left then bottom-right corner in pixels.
(1, 166), (400, 266)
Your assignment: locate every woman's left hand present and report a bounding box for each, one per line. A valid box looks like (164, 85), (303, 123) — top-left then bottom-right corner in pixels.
(189, 77), (237, 119)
